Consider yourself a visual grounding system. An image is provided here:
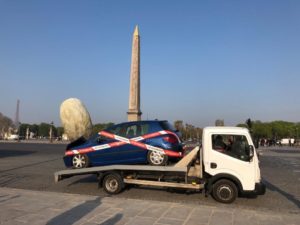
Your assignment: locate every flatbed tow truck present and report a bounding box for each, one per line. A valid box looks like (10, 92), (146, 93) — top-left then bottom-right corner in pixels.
(55, 127), (265, 203)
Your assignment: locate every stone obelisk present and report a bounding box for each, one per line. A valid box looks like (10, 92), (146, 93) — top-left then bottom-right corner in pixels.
(127, 25), (142, 121)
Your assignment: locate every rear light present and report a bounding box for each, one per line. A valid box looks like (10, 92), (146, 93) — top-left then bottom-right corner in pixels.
(163, 135), (178, 144)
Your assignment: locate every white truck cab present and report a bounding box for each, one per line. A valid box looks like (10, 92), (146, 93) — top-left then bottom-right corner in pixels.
(202, 127), (265, 203)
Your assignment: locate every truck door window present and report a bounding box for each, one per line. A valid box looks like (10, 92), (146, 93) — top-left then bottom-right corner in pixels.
(212, 134), (250, 161)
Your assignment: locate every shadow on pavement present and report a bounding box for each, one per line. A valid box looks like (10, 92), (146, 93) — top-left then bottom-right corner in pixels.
(0, 158), (60, 173)
(67, 175), (97, 187)
(0, 194), (20, 203)
(100, 214), (123, 225)
(271, 149), (300, 154)
(264, 179), (300, 209)
(0, 150), (35, 158)
(46, 197), (122, 225)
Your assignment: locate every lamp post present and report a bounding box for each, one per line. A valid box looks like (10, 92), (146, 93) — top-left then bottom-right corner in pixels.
(26, 127), (29, 140)
(49, 121), (53, 143)
(296, 128), (298, 146)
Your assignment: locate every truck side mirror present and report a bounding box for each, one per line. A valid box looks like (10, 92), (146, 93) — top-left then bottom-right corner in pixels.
(249, 145), (254, 159)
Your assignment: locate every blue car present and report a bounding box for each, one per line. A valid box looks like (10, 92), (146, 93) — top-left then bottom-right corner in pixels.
(63, 120), (183, 168)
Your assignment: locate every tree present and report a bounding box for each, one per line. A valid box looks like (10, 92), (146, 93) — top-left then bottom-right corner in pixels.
(215, 119), (224, 126)
(246, 118), (252, 130)
(92, 123), (114, 135)
(37, 123), (57, 138)
(0, 113), (15, 138)
(236, 119), (300, 140)
(56, 127), (64, 137)
(173, 120), (202, 141)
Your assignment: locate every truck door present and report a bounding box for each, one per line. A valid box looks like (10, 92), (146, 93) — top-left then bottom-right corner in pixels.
(205, 133), (256, 191)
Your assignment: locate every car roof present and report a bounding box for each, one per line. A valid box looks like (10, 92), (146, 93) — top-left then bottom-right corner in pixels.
(114, 120), (167, 126)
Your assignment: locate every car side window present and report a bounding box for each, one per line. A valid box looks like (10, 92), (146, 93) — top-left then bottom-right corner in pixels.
(140, 124), (149, 136)
(124, 124), (149, 138)
(126, 125), (137, 138)
(212, 134), (250, 162)
(106, 124), (150, 138)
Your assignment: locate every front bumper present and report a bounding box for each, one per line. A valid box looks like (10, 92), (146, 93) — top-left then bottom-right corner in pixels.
(255, 182), (266, 195)
(63, 155), (73, 168)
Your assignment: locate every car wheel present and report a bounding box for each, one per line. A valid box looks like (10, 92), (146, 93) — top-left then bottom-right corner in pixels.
(147, 150), (168, 166)
(72, 154), (89, 169)
(103, 173), (124, 194)
(212, 179), (238, 203)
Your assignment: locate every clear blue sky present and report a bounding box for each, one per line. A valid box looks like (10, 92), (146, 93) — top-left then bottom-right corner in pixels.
(0, 0), (299, 127)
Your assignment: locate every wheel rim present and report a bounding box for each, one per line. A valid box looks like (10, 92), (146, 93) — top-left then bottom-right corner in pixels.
(149, 151), (164, 165)
(217, 185), (232, 201)
(72, 154), (86, 168)
(106, 178), (118, 192)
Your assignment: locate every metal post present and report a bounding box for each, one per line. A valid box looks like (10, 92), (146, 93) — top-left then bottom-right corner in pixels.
(49, 121), (53, 143)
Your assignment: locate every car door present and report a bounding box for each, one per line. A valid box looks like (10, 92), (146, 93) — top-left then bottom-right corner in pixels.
(91, 123), (147, 165)
(117, 123), (148, 163)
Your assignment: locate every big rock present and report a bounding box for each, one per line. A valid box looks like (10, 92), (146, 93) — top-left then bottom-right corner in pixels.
(60, 98), (93, 141)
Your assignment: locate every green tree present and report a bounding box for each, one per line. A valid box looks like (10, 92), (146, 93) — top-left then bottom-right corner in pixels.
(0, 113), (15, 137)
(92, 123), (114, 135)
(38, 123), (57, 137)
(237, 119), (300, 140)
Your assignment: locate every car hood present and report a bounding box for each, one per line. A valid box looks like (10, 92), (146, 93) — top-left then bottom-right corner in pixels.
(66, 136), (88, 150)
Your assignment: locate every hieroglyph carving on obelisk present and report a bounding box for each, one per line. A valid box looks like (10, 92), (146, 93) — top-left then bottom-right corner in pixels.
(127, 25), (142, 121)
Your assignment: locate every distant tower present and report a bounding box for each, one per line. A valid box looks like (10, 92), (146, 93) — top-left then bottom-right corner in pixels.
(127, 25), (142, 121)
(14, 99), (20, 130)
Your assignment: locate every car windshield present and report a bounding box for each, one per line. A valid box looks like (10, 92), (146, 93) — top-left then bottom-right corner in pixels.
(159, 121), (176, 132)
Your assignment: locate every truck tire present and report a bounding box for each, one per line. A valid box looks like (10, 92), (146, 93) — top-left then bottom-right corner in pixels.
(103, 173), (124, 194)
(72, 154), (89, 169)
(147, 150), (168, 166)
(212, 179), (238, 204)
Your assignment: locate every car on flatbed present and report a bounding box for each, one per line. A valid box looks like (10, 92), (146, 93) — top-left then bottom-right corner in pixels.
(63, 120), (183, 168)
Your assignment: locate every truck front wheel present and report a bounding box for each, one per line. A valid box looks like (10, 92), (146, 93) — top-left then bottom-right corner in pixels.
(212, 179), (238, 203)
(103, 173), (124, 195)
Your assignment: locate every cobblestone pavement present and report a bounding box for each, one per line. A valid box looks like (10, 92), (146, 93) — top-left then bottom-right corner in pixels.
(0, 187), (299, 225)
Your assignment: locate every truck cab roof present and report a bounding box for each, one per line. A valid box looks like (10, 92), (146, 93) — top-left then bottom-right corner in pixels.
(203, 126), (249, 134)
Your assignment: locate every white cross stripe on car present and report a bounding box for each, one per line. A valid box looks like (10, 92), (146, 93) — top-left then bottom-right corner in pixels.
(65, 130), (182, 158)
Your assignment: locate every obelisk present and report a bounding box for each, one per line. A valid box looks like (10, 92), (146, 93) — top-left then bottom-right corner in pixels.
(127, 25), (142, 121)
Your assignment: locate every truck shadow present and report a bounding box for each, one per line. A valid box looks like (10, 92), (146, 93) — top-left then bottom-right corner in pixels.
(67, 175), (97, 187)
(46, 197), (123, 225)
(263, 179), (300, 209)
(0, 150), (35, 158)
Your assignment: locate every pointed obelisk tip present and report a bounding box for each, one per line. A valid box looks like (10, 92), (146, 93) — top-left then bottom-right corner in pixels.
(133, 25), (139, 36)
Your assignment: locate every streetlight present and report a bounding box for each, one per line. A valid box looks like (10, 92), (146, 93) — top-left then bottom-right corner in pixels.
(49, 121), (54, 143)
(296, 128), (298, 145)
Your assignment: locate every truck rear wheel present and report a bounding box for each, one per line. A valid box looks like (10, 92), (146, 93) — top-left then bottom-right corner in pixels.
(212, 179), (238, 203)
(103, 173), (124, 194)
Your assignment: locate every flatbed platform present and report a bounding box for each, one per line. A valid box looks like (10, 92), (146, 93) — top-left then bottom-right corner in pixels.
(54, 164), (188, 182)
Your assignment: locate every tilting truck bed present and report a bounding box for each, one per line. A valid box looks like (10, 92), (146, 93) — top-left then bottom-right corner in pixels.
(55, 164), (188, 182)
(55, 146), (204, 191)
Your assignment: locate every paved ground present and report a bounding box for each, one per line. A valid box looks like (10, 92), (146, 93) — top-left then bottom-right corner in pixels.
(1, 187), (299, 225)
(0, 143), (299, 224)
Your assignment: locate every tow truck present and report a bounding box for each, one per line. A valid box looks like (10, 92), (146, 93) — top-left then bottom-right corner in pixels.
(55, 126), (265, 203)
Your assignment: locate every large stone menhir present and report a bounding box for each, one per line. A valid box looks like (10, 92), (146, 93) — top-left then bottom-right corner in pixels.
(60, 98), (92, 141)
